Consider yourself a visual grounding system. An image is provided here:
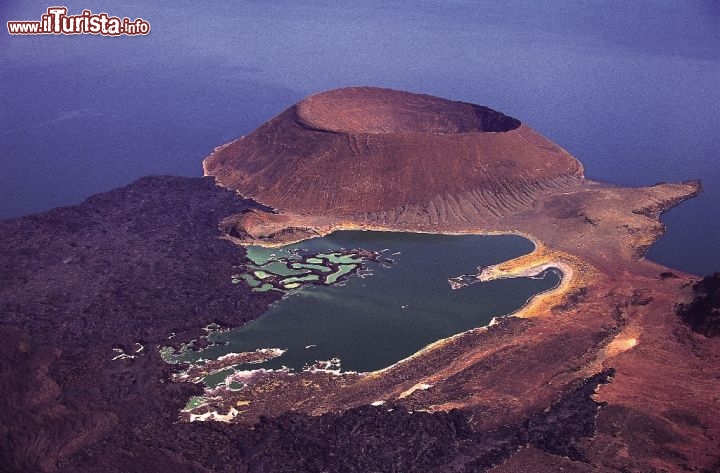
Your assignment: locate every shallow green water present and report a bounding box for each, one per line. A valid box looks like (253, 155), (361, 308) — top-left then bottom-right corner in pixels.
(178, 231), (560, 377)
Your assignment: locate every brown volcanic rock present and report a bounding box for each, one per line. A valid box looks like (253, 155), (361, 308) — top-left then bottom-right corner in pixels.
(204, 87), (583, 215)
(0, 326), (116, 472)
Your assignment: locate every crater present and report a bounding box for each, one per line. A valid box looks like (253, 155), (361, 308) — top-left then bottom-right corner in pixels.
(296, 87), (521, 134)
(204, 86), (582, 218)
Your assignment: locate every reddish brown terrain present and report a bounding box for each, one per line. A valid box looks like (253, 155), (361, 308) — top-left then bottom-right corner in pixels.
(0, 87), (718, 472)
(201, 87), (719, 471)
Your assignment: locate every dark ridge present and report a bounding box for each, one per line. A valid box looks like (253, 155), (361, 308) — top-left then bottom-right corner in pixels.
(239, 197), (276, 214)
(517, 368), (614, 461)
(291, 108), (344, 135)
(677, 272), (720, 337)
(472, 104), (521, 132)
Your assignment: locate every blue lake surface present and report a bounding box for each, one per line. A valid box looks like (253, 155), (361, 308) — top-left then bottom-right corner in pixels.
(2, 0), (718, 274)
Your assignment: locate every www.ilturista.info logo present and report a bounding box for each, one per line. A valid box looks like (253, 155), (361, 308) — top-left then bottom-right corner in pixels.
(7, 7), (150, 36)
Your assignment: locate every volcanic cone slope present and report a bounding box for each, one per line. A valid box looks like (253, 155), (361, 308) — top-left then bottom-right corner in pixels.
(204, 87), (584, 219)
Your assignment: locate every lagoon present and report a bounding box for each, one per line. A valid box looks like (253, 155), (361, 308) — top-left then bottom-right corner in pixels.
(174, 231), (560, 380)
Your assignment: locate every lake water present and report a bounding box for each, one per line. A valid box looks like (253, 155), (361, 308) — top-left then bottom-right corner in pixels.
(172, 231), (560, 379)
(2, 1), (718, 274)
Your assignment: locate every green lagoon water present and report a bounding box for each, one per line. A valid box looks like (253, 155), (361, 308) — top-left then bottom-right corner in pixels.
(179, 231), (560, 376)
